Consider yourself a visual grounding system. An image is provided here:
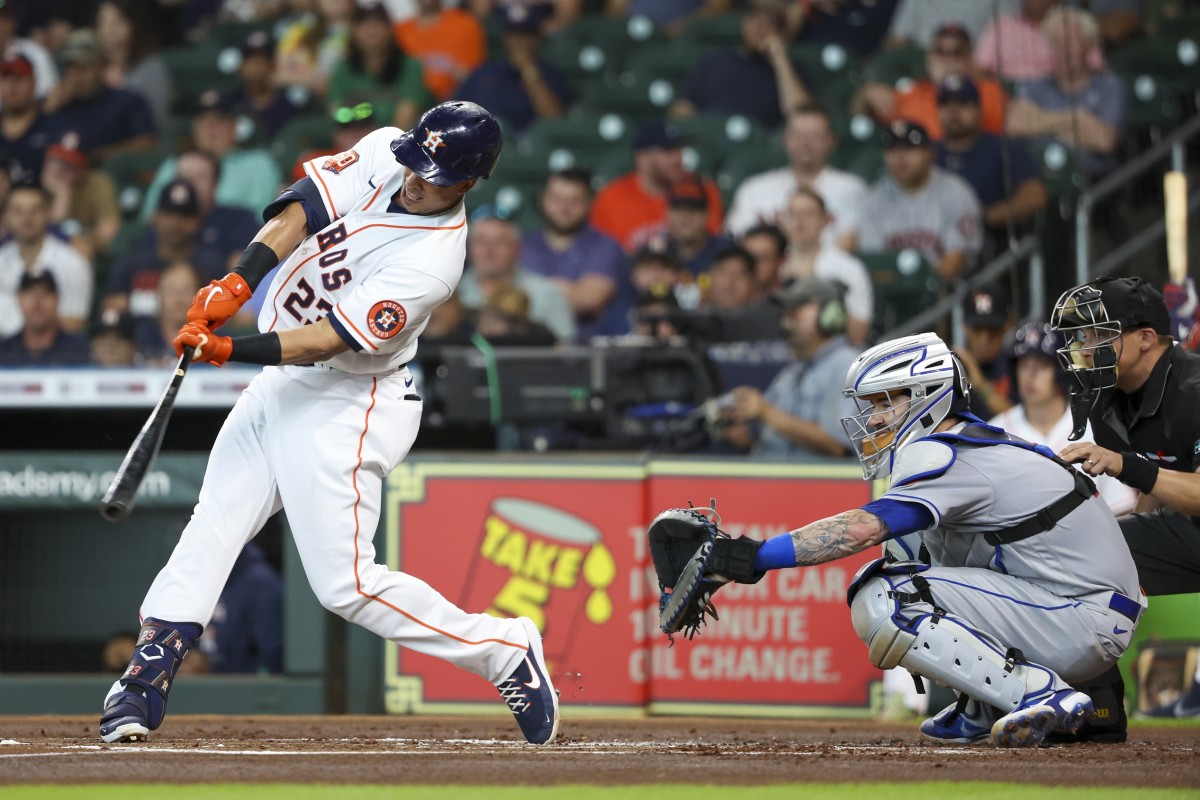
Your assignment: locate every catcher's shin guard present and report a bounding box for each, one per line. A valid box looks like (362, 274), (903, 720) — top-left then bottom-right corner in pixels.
(849, 575), (1068, 715)
(100, 618), (201, 743)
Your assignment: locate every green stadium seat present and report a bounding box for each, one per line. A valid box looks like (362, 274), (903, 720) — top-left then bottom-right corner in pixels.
(1108, 35), (1199, 82)
(790, 42), (862, 109)
(1121, 73), (1189, 133)
(574, 71), (675, 121)
(670, 113), (771, 174)
(207, 21), (273, 49)
(162, 42), (241, 113)
(856, 249), (939, 334)
(271, 113), (335, 175)
(861, 43), (925, 87)
(679, 12), (745, 52)
(546, 14), (664, 76)
(1030, 140), (1084, 202)
(101, 146), (172, 218)
(624, 41), (699, 90)
(829, 141), (883, 183)
(520, 111), (634, 158)
(592, 146), (634, 186)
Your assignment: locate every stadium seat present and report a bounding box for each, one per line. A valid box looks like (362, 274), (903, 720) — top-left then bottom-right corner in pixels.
(624, 41), (699, 90)
(861, 43), (925, 87)
(162, 42), (241, 112)
(789, 42), (862, 108)
(1026, 140), (1083, 202)
(207, 20), (273, 48)
(271, 113), (335, 175)
(679, 12), (745, 52)
(521, 111), (634, 158)
(574, 70), (675, 121)
(1120, 73), (1189, 133)
(547, 13), (664, 76)
(1108, 35), (1199, 83)
(856, 249), (939, 334)
(670, 113), (770, 173)
(591, 146), (634, 186)
(102, 147), (173, 219)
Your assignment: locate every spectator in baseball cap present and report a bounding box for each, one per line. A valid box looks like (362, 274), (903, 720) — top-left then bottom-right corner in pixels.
(665, 174), (734, 279)
(859, 117), (984, 283)
(855, 20), (1009, 140)
(137, 87), (283, 223)
(935, 74), (1047, 236)
(44, 28), (157, 162)
(0, 270), (90, 366)
(454, 0), (573, 135)
(222, 30), (301, 140)
(0, 5), (57, 102)
(0, 53), (64, 180)
(41, 131), (122, 259)
(957, 283), (1017, 418)
(90, 307), (139, 367)
(592, 119), (726, 254)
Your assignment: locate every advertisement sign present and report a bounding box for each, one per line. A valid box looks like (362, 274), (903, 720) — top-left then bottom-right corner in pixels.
(384, 461), (648, 712)
(645, 463), (880, 715)
(382, 457), (882, 717)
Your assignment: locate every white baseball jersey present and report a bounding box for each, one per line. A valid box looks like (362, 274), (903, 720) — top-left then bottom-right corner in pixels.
(857, 167), (983, 265)
(257, 126), (467, 375)
(133, 123), (535, 709)
(725, 165), (866, 245)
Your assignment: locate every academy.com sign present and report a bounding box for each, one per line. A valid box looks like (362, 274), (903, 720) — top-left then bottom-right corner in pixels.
(0, 455), (206, 509)
(0, 465), (170, 503)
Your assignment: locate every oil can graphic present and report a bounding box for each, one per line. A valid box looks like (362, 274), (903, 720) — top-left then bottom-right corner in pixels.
(459, 497), (616, 662)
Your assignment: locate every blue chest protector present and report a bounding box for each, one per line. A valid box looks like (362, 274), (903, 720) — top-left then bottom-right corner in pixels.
(926, 422), (1098, 546)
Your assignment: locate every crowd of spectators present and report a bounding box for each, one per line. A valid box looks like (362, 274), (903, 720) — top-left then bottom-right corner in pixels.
(0, 0), (1185, 458)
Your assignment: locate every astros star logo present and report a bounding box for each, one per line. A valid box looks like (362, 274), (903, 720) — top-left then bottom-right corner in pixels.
(422, 129), (446, 154)
(367, 300), (407, 340)
(376, 309), (399, 330)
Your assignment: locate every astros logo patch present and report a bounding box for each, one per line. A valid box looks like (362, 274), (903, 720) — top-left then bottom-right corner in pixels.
(367, 301), (407, 339)
(322, 149), (359, 174)
(422, 129), (446, 154)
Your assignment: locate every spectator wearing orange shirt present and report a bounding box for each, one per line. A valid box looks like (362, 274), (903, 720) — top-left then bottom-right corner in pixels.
(395, 0), (486, 101)
(855, 21), (1006, 140)
(590, 119), (723, 254)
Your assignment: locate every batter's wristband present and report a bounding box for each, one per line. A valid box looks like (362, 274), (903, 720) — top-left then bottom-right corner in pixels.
(229, 332), (282, 365)
(1117, 452), (1159, 494)
(231, 241), (280, 290)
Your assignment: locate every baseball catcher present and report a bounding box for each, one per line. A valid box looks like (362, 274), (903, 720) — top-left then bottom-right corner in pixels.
(650, 332), (1145, 747)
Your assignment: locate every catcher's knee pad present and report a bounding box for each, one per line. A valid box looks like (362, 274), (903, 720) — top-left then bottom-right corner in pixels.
(106, 618), (201, 730)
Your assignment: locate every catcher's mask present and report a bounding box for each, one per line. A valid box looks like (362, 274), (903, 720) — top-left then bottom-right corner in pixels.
(1050, 276), (1170, 440)
(841, 332), (970, 481)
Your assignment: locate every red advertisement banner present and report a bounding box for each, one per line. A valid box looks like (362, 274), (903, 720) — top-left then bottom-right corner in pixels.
(383, 460), (881, 715)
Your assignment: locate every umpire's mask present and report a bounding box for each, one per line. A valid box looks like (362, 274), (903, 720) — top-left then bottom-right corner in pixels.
(1050, 276), (1170, 440)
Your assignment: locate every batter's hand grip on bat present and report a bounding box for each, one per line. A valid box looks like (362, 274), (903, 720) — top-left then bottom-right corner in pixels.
(100, 350), (194, 522)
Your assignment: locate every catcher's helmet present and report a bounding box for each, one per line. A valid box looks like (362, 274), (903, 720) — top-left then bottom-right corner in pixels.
(1049, 276), (1169, 438)
(390, 101), (502, 186)
(841, 332), (970, 480)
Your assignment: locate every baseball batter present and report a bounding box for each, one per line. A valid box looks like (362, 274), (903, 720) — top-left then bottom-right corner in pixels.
(676, 333), (1144, 746)
(99, 101), (559, 745)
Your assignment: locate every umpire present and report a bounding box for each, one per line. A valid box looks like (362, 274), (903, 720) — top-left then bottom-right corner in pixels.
(1051, 275), (1200, 738)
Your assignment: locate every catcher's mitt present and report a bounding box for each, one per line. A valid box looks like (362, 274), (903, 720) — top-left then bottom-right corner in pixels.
(648, 501), (763, 642)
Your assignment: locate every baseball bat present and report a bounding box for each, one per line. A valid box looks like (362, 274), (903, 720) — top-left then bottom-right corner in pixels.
(1165, 171), (1187, 284)
(100, 349), (193, 522)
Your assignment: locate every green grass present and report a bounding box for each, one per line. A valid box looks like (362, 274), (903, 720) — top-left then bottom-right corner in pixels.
(1, 786), (1198, 800)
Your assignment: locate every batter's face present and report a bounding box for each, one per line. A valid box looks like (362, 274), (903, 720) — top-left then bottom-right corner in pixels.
(397, 172), (474, 215)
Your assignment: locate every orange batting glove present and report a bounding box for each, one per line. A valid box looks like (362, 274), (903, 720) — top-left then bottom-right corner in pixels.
(173, 322), (233, 366)
(186, 273), (252, 330)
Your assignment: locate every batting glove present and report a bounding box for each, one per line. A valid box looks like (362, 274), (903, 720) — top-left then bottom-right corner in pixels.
(173, 322), (233, 366)
(186, 273), (252, 330)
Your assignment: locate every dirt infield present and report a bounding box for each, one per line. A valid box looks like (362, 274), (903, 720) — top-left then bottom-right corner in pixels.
(0, 716), (1196, 788)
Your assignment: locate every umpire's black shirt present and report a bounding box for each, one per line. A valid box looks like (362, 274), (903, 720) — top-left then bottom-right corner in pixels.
(1091, 343), (1200, 521)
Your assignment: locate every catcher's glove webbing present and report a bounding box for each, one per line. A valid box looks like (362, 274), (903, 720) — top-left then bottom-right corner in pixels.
(647, 501), (764, 642)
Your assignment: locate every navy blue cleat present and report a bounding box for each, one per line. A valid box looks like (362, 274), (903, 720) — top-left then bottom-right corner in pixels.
(100, 682), (151, 743)
(496, 617), (559, 745)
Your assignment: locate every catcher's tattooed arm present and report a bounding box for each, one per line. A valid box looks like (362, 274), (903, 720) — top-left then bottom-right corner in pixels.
(789, 509), (891, 566)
